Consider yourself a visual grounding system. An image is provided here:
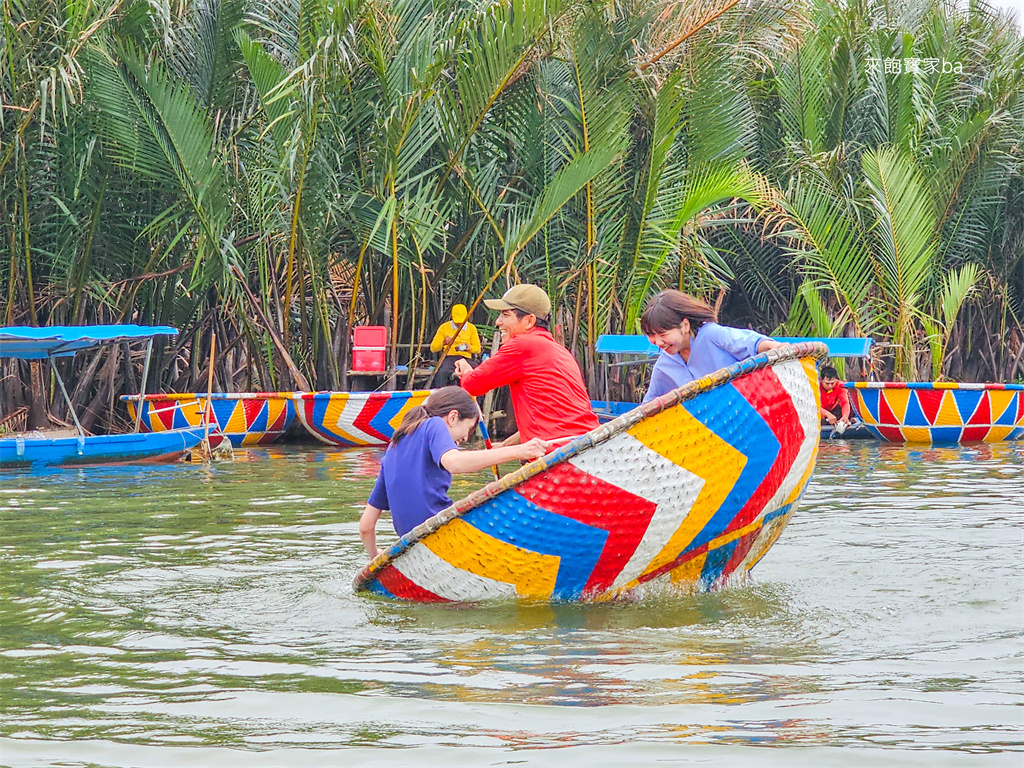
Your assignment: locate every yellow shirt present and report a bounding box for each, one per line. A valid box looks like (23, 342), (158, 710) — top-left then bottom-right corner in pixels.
(430, 321), (481, 359)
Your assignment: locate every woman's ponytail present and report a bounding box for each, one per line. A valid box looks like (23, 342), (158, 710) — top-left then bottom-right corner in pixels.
(389, 386), (480, 446)
(390, 405), (430, 445)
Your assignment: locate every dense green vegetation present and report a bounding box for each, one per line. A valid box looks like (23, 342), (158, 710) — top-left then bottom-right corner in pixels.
(2, 0), (1021, 428)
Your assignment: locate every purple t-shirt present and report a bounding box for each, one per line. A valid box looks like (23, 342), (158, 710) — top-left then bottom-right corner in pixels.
(642, 322), (770, 403)
(367, 416), (459, 536)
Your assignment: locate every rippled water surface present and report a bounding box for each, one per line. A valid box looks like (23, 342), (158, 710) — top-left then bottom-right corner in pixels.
(1, 441), (1022, 766)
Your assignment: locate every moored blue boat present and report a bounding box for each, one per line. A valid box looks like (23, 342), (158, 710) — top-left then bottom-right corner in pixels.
(0, 325), (222, 468)
(0, 427), (212, 467)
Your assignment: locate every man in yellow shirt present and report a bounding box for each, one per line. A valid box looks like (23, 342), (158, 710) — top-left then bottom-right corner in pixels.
(429, 304), (481, 387)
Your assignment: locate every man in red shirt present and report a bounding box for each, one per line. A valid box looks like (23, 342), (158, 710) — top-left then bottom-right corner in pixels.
(454, 284), (599, 444)
(819, 365), (852, 429)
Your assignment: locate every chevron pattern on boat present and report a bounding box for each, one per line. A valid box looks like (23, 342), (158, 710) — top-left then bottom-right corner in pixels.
(358, 349), (823, 603)
(293, 390), (431, 446)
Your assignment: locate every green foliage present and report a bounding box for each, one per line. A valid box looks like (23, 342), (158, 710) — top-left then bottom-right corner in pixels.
(1, 0), (1021, 403)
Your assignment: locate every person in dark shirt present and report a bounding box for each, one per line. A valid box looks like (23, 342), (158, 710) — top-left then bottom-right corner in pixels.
(359, 386), (550, 559)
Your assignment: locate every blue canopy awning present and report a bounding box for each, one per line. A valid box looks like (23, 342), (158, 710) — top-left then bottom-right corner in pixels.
(0, 325), (178, 360)
(595, 335), (658, 356)
(774, 337), (874, 358)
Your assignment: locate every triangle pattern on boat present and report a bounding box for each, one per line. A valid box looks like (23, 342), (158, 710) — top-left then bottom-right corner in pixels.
(876, 390), (899, 426)
(856, 388), (880, 424)
(991, 391), (1018, 426)
(883, 388), (912, 424)
(915, 389), (944, 425)
(952, 389), (985, 425)
(936, 391), (963, 426)
(901, 393), (928, 427)
(243, 398), (266, 430)
(966, 393), (991, 426)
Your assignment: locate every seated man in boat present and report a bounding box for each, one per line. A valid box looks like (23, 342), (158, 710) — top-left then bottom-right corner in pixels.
(453, 284), (599, 444)
(819, 365), (853, 432)
(429, 303), (481, 387)
(641, 290), (784, 403)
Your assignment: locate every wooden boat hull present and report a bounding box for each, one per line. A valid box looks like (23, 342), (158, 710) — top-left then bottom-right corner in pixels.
(294, 390), (432, 446)
(0, 427), (212, 468)
(123, 393), (295, 447)
(848, 383), (1024, 443)
(354, 343), (827, 603)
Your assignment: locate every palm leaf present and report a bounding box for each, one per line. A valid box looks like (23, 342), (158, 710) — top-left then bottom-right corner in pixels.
(862, 146), (938, 377)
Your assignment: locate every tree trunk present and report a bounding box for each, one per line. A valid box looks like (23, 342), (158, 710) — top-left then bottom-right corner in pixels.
(27, 361), (49, 429)
(79, 347), (119, 434)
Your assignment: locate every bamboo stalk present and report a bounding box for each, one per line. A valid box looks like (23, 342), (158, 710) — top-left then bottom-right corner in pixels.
(202, 331), (216, 460)
(230, 265), (312, 391)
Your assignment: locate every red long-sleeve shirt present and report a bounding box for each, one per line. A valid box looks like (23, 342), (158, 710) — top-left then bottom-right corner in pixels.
(820, 384), (851, 417)
(460, 328), (599, 441)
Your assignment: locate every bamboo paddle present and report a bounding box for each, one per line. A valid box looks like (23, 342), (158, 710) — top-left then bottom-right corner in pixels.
(477, 418), (500, 481)
(202, 331), (216, 461)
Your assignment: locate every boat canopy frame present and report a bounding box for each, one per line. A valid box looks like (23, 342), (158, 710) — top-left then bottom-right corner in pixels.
(0, 325), (178, 439)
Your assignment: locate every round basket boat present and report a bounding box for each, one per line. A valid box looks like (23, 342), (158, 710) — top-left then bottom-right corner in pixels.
(846, 382), (1024, 443)
(354, 342), (828, 603)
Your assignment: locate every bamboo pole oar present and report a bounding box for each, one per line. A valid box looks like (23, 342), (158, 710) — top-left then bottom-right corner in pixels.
(202, 331), (216, 460)
(477, 418), (500, 481)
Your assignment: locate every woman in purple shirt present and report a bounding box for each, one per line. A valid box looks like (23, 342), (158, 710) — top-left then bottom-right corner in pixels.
(640, 290), (784, 404)
(359, 387), (550, 559)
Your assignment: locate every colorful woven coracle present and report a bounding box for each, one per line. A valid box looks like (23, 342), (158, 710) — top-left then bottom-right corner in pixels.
(294, 390), (432, 446)
(846, 382), (1024, 443)
(354, 343), (828, 603)
(122, 393), (295, 447)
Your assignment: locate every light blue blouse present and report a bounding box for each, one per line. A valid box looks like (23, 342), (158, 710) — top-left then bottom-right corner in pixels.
(642, 322), (771, 404)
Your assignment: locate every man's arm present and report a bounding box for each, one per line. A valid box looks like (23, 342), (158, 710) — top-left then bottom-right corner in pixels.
(429, 324), (448, 353)
(497, 431), (520, 447)
(467, 325), (482, 355)
(839, 387), (852, 421)
(456, 341), (522, 396)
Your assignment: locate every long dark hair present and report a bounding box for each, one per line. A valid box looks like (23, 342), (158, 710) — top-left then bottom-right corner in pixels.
(390, 386), (480, 445)
(640, 290), (717, 335)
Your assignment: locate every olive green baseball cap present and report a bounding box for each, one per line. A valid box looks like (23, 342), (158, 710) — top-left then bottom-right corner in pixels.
(483, 284), (551, 320)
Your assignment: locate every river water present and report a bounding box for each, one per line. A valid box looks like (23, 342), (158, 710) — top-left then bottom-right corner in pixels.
(1, 441), (1021, 766)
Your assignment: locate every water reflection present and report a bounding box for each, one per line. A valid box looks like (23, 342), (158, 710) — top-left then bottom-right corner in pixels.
(0, 442), (1020, 763)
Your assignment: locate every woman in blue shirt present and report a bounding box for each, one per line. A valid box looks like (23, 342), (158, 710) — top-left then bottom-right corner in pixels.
(359, 386), (551, 559)
(641, 290), (784, 404)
